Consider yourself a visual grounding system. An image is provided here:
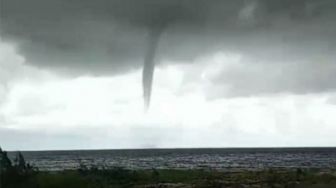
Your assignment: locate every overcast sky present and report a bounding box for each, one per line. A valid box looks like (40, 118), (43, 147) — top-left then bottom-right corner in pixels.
(1, 0), (336, 150)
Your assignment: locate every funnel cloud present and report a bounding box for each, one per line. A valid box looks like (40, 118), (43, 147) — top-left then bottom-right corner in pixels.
(142, 26), (164, 109)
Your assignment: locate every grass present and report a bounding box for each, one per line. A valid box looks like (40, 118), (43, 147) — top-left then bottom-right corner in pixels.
(2, 168), (336, 188)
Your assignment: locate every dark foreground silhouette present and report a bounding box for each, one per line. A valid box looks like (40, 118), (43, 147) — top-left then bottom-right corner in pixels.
(1, 148), (336, 188)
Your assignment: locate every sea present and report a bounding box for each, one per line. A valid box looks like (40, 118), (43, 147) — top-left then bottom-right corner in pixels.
(8, 148), (336, 171)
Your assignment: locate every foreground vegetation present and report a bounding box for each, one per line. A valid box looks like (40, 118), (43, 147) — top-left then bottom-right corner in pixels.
(1, 148), (336, 188)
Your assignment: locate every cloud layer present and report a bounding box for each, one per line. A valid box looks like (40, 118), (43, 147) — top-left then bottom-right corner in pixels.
(1, 0), (336, 96)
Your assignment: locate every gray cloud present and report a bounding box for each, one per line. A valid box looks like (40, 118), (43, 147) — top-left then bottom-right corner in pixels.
(327, 94), (336, 105)
(206, 58), (336, 98)
(1, 0), (336, 96)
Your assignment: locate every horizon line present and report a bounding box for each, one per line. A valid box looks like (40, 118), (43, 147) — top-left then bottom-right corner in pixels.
(5, 146), (336, 152)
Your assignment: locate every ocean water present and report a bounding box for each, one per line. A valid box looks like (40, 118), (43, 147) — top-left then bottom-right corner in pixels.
(8, 148), (336, 171)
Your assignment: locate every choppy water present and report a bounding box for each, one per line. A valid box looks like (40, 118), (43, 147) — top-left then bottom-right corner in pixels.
(8, 148), (336, 171)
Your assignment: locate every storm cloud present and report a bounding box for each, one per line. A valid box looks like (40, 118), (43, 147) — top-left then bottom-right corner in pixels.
(1, 0), (336, 98)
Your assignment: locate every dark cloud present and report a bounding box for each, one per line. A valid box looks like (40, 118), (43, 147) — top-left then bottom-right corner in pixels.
(0, 0), (238, 74)
(1, 0), (336, 95)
